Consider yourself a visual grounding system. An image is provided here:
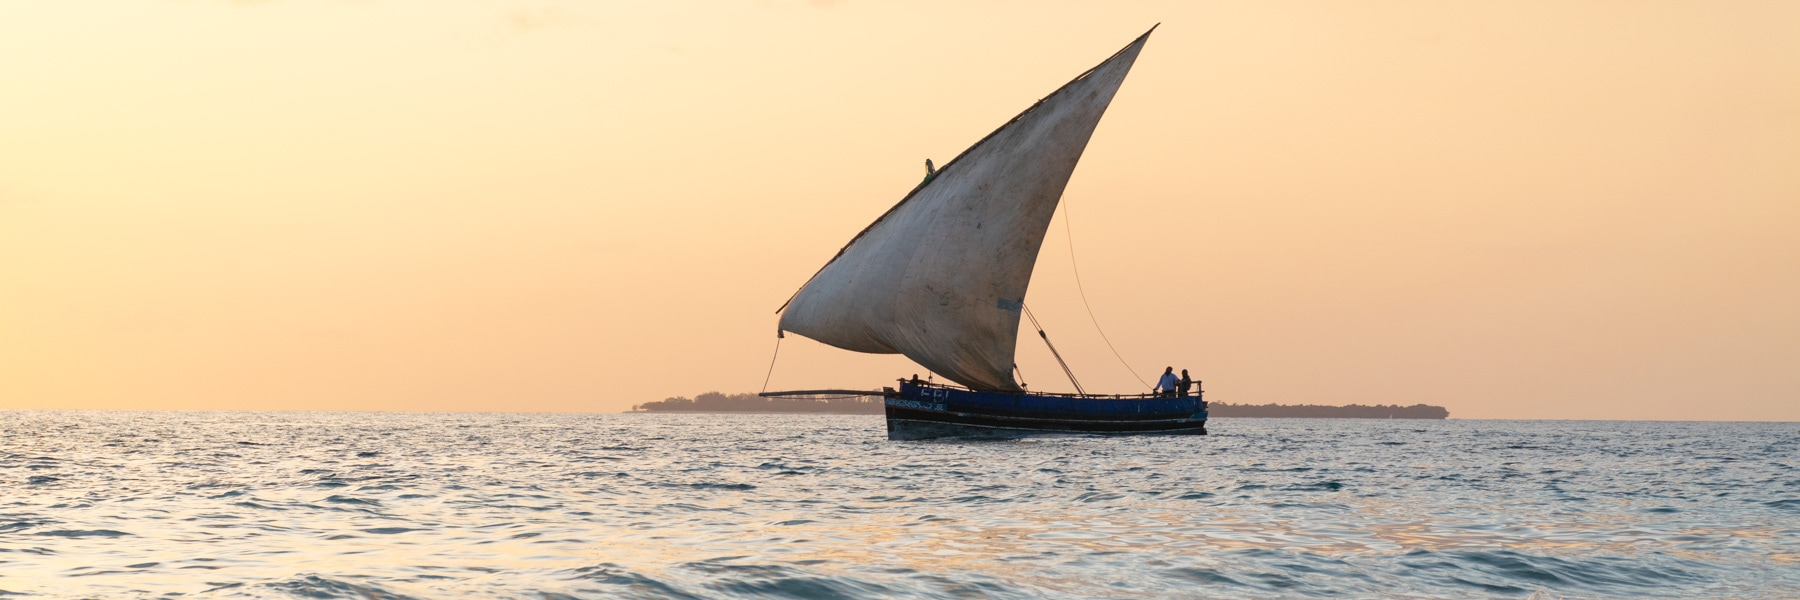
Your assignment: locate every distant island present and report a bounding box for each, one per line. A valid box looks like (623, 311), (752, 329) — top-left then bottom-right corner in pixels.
(632, 392), (1447, 419)
(633, 392), (884, 414)
(1208, 403), (1449, 419)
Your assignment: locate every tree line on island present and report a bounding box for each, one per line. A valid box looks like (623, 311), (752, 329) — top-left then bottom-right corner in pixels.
(634, 392), (885, 414)
(632, 392), (1448, 419)
(1207, 403), (1448, 419)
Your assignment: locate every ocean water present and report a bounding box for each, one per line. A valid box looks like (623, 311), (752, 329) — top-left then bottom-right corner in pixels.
(2, 412), (1796, 599)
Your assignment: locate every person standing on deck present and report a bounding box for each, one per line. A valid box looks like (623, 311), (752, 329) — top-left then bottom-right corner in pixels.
(1179, 369), (1194, 398)
(1156, 367), (1179, 397)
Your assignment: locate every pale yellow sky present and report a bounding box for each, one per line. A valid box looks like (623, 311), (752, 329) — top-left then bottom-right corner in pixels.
(3, 1), (1796, 419)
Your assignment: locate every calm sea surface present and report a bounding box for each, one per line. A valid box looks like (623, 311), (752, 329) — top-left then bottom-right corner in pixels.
(2, 412), (1795, 599)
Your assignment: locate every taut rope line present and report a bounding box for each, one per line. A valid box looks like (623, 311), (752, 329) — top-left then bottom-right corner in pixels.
(760, 331), (784, 395)
(1023, 304), (1085, 396)
(1061, 199), (1150, 389)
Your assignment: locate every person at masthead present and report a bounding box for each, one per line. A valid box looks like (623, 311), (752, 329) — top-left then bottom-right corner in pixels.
(1156, 367), (1179, 398)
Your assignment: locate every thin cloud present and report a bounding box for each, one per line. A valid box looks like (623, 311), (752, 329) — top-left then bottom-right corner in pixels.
(752, 0), (846, 9)
(504, 7), (581, 34)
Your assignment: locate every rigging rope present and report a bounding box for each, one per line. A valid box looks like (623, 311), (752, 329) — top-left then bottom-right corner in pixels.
(1061, 199), (1151, 389)
(759, 331), (784, 395)
(1023, 304), (1085, 396)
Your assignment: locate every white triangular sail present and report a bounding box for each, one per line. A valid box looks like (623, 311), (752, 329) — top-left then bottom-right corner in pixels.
(778, 29), (1152, 392)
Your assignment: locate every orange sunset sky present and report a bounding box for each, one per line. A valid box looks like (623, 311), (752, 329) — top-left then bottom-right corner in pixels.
(3, 1), (1796, 420)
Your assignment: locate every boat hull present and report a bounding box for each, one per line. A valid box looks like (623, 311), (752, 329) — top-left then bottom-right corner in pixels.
(886, 382), (1207, 440)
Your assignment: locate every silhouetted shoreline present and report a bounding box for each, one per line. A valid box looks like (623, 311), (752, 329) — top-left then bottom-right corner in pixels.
(1208, 403), (1449, 419)
(633, 392), (884, 414)
(633, 392), (1448, 419)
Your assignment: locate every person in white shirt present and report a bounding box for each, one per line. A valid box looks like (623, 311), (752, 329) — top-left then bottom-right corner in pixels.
(1156, 367), (1179, 397)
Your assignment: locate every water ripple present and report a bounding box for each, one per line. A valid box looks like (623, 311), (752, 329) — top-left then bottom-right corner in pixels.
(0, 412), (1795, 598)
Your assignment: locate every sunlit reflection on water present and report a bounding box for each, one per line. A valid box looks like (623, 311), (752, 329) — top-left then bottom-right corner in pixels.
(2, 412), (1795, 598)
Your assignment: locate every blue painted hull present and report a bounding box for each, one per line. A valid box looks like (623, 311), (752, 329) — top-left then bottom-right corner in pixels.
(885, 382), (1208, 440)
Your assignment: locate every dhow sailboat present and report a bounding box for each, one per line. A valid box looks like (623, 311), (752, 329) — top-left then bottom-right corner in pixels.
(765, 26), (1208, 440)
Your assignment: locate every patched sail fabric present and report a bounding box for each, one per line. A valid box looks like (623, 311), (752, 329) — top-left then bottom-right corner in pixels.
(778, 29), (1151, 392)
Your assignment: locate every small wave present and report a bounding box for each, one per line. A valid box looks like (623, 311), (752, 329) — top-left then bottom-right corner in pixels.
(324, 495), (381, 506)
(1169, 565), (1303, 591)
(567, 563), (702, 599)
(0, 547), (53, 556)
(1418, 550), (1708, 593)
(1028, 530), (1109, 540)
(36, 530), (130, 537)
(681, 482), (756, 491)
(1269, 501), (1326, 509)
(1073, 492), (1124, 503)
(1283, 481), (1345, 492)
(359, 527), (420, 535)
(710, 575), (896, 599)
(1166, 567), (1245, 587)
(25, 476), (58, 485)
(683, 559), (898, 599)
(264, 574), (420, 600)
